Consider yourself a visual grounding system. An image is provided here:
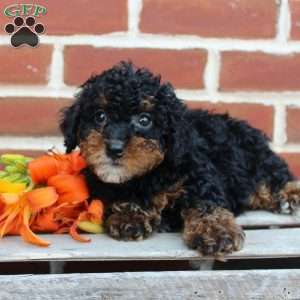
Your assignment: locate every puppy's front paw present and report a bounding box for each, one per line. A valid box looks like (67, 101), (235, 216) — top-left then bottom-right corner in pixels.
(183, 208), (245, 258)
(106, 203), (156, 241)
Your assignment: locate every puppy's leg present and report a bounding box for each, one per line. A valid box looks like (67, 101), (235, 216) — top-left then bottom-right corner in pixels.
(106, 181), (186, 240)
(181, 162), (245, 257)
(182, 206), (245, 258)
(106, 202), (161, 241)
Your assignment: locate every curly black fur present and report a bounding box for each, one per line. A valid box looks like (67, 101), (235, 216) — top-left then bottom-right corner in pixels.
(60, 61), (296, 254)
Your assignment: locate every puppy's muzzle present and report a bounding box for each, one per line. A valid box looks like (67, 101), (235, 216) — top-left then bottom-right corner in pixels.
(104, 122), (130, 160)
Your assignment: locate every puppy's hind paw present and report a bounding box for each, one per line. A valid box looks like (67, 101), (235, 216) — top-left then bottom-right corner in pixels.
(278, 181), (300, 214)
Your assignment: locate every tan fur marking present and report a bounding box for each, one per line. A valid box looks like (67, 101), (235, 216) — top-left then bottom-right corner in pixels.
(79, 130), (106, 170)
(98, 94), (108, 105)
(249, 184), (278, 211)
(152, 181), (185, 212)
(122, 136), (164, 179)
(140, 98), (154, 111)
(183, 207), (245, 258)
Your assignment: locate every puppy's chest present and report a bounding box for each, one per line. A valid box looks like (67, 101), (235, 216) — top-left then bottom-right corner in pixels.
(92, 180), (185, 211)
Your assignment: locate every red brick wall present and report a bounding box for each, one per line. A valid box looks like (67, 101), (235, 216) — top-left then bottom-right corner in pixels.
(0, 0), (299, 177)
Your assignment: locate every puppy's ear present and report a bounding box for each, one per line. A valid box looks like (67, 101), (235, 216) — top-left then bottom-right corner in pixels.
(167, 105), (190, 166)
(159, 84), (190, 166)
(60, 100), (81, 153)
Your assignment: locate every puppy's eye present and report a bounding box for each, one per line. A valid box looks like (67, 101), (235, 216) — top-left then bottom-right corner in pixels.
(138, 113), (152, 128)
(94, 110), (107, 124)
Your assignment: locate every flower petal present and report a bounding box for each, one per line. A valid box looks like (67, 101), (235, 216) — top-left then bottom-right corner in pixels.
(48, 174), (89, 204)
(69, 221), (91, 243)
(26, 187), (58, 213)
(0, 180), (26, 193)
(20, 205), (50, 247)
(88, 199), (104, 225)
(28, 155), (58, 184)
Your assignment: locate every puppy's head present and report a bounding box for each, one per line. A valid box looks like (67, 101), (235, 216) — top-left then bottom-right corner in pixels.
(60, 62), (187, 184)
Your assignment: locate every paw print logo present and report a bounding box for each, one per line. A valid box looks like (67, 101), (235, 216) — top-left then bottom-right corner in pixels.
(4, 16), (45, 48)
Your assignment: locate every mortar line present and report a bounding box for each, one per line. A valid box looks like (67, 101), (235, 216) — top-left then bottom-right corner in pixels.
(128, 0), (143, 36)
(48, 43), (65, 89)
(203, 50), (221, 96)
(276, 0), (291, 43)
(273, 104), (287, 146)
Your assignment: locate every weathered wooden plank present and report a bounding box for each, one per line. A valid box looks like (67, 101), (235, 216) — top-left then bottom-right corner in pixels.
(1, 227), (300, 262)
(0, 269), (299, 300)
(237, 210), (300, 227)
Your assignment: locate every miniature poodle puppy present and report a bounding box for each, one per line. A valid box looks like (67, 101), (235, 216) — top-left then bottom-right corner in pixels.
(60, 61), (300, 257)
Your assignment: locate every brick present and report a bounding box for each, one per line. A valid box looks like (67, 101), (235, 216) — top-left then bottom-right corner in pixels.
(287, 107), (300, 143)
(64, 47), (207, 89)
(0, 46), (52, 84)
(0, 0), (127, 35)
(280, 153), (300, 178)
(290, 0), (300, 39)
(220, 52), (300, 91)
(140, 0), (277, 39)
(0, 98), (71, 135)
(187, 101), (274, 138)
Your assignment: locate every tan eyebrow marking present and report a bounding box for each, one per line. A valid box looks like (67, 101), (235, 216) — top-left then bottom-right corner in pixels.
(140, 97), (155, 111)
(98, 94), (108, 106)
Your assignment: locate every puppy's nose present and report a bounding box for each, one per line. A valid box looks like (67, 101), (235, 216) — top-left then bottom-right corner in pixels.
(106, 140), (125, 159)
